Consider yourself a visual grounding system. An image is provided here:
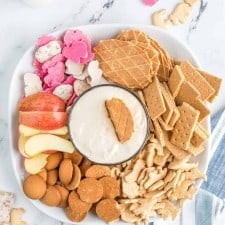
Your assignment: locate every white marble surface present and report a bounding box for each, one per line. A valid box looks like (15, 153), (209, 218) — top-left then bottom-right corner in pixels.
(0, 0), (225, 224)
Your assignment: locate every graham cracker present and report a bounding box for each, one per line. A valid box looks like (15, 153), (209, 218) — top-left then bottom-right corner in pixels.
(191, 123), (209, 148)
(158, 117), (173, 131)
(190, 98), (210, 122)
(152, 119), (165, 146)
(105, 98), (134, 143)
(168, 65), (185, 98)
(187, 143), (205, 156)
(198, 70), (222, 103)
(175, 81), (200, 106)
(164, 132), (190, 159)
(161, 82), (177, 124)
(137, 90), (146, 106)
(170, 102), (200, 150)
(143, 77), (166, 120)
(168, 109), (180, 127)
(179, 61), (215, 101)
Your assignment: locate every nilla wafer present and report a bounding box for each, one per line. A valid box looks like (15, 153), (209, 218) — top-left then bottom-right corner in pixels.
(85, 165), (111, 179)
(96, 199), (121, 222)
(77, 178), (103, 203)
(23, 175), (46, 200)
(54, 185), (69, 208)
(41, 185), (61, 206)
(99, 176), (120, 199)
(65, 207), (87, 222)
(68, 191), (92, 213)
(59, 159), (73, 185)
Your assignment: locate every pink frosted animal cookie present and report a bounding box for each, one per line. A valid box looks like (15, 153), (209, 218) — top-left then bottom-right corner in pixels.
(63, 41), (87, 64)
(42, 54), (65, 74)
(43, 62), (65, 88)
(37, 35), (56, 47)
(142, 0), (159, 6)
(62, 30), (94, 64)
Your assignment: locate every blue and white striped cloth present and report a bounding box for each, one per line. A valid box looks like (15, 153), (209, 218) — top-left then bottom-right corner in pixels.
(151, 109), (225, 225)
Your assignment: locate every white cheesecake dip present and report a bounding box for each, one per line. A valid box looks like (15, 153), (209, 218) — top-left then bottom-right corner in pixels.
(69, 85), (149, 164)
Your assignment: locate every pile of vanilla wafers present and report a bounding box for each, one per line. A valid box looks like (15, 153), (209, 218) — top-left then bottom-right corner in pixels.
(93, 29), (222, 223)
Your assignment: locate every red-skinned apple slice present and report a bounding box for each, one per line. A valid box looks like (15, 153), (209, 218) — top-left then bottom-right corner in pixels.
(24, 134), (74, 157)
(18, 92), (65, 112)
(19, 111), (67, 130)
(19, 124), (68, 137)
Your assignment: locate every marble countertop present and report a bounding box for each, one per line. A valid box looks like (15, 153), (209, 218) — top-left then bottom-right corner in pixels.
(0, 0), (225, 224)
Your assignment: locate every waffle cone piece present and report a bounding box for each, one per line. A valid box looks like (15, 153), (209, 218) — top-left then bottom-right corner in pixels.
(105, 98), (134, 143)
(117, 29), (173, 81)
(94, 39), (152, 89)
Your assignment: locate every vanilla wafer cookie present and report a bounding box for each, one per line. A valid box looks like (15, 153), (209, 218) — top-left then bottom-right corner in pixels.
(143, 77), (166, 120)
(117, 29), (150, 43)
(94, 39), (152, 89)
(171, 102), (200, 150)
(105, 98), (134, 143)
(134, 41), (160, 77)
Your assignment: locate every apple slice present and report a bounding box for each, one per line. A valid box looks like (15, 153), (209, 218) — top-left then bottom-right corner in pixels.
(18, 135), (31, 158)
(19, 111), (67, 130)
(19, 124), (68, 136)
(25, 134), (74, 157)
(24, 153), (48, 174)
(19, 92), (65, 112)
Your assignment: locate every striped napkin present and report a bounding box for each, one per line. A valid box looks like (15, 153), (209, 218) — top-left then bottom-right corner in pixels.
(152, 109), (225, 225)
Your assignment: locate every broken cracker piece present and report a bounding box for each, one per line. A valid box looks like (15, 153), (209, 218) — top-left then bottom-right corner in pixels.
(187, 143), (205, 156)
(170, 102), (199, 150)
(105, 98), (134, 143)
(191, 123), (209, 147)
(10, 208), (27, 225)
(0, 191), (15, 225)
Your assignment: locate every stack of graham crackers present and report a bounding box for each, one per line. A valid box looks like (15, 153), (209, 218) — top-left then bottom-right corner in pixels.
(93, 29), (222, 222)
